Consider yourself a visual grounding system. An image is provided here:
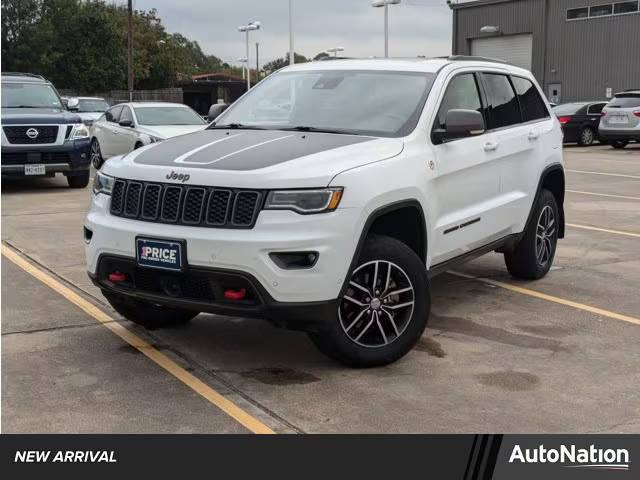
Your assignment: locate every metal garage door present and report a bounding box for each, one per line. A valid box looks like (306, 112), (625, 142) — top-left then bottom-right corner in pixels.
(470, 34), (533, 70)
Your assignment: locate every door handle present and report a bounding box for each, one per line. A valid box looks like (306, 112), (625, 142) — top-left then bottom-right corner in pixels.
(528, 131), (540, 141)
(483, 141), (499, 152)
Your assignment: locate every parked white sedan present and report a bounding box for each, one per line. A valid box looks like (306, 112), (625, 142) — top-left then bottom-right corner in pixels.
(89, 102), (206, 168)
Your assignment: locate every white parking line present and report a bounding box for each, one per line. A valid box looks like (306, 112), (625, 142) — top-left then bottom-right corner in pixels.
(566, 190), (640, 201)
(567, 223), (640, 238)
(566, 169), (640, 180)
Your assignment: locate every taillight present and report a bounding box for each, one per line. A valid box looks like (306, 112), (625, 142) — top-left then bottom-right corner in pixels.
(601, 111), (607, 117)
(557, 116), (571, 125)
(633, 111), (640, 118)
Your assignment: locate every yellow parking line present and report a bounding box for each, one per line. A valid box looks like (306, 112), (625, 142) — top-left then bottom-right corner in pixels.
(566, 169), (640, 180)
(566, 190), (640, 201)
(1, 245), (276, 435)
(567, 223), (640, 238)
(448, 271), (640, 327)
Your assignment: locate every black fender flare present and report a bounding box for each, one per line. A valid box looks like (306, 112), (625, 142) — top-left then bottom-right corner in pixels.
(339, 199), (427, 298)
(525, 163), (566, 239)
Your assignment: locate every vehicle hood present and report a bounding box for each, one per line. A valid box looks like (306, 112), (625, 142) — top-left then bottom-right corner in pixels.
(1, 107), (82, 124)
(136, 124), (206, 139)
(78, 112), (103, 122)
(102, 129), (404, 188)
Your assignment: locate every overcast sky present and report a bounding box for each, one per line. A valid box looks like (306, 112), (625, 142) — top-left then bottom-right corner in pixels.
(134, 0), (454, 68)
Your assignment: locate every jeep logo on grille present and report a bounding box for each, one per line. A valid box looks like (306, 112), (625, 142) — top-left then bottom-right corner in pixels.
(166, 170), (190, 183)
(26, 128), (39, 139)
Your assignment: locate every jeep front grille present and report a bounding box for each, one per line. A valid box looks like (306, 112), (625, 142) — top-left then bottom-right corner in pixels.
(109, 179), (263, 229)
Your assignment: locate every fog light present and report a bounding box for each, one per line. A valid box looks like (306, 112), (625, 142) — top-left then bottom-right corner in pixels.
(269, 251), (319, 270)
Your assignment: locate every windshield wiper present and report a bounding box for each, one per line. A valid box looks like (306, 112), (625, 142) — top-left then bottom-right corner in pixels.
(209, 123), (268, 130)
(4, 105), (52, 108)
(278, 126), (358, 135)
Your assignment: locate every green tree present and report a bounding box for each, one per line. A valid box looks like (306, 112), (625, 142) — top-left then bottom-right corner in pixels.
(263, 52), (309, 76)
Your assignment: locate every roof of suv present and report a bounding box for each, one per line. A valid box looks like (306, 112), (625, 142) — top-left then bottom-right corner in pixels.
(283, 56), (526, 75)
(1, 72), (49, 83)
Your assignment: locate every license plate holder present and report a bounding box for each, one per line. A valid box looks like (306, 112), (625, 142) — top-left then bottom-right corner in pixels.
(24, 164), (46, 175)
(136, 237), (186, 272)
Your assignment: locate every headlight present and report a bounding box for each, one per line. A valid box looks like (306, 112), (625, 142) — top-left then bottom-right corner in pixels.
(70, 123), (90, 140)
(264, 188), (343, 214)
(93, 171), (115, 195)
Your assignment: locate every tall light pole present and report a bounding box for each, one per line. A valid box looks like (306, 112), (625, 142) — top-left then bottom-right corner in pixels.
(372, 0), (401, 58)
(326, 46), (345, 58)
(127, 0), (133, 101)
(238, 21), (261, 91)
(289, 0), (294, 65)
(238, 58), (248, 80)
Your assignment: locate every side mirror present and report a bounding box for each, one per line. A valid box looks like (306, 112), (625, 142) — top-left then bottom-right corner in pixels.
(208, 103), (229, 121)
(433, 109), (485, 144)
(67, 97), (79, 111)
(118, 119), (133, 127)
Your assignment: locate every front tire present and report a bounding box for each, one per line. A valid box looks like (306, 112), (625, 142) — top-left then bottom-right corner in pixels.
(611, 140), (629, 149)
(102, 290), (198, 329)
(504, 189), (559, 280)
(578, 127), (594, 146)
(67, 171), (90, 188)
(90, 138), (103, 169)
(309, 235), (430, 367)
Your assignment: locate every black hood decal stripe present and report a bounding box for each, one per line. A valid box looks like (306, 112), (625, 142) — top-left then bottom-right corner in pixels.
(133, 129), (376, 171)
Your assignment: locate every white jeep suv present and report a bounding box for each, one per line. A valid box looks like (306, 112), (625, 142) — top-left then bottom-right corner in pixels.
(85, 57), (565, 367)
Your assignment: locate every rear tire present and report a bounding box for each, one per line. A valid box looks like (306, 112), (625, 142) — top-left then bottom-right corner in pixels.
(308, 235), (430, 368)
(504, 189), (559, 280)
(67, 171), (90, 188)
(577, 127), (594, 146)
(611, 140), (629, 149)
(102, 290), (198, 329)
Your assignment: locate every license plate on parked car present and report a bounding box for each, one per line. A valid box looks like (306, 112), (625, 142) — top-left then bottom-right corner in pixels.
(136, 237), (184, 271)
(24, 164), (46, 175)
(609, 115), (629, 124)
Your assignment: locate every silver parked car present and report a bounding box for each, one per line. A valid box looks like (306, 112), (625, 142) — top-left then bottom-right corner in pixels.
(599, 90), (640, 149)
(89, 102), (206, 169)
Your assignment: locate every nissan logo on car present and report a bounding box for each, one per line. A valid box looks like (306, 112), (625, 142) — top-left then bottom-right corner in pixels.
(26, 128), (39, 139)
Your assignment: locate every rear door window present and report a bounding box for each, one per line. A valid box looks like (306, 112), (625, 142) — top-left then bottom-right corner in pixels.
(481, 73), (521, 129)
(587, 103), (606, 115)
(511, 76), (549, 122)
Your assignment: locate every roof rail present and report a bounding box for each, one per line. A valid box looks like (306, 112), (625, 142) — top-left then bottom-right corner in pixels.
(447, 55), (508, 64)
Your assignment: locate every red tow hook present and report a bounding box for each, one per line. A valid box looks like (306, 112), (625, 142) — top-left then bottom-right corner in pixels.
(108, 271), (127, 282)
(224, 288), (247, 300)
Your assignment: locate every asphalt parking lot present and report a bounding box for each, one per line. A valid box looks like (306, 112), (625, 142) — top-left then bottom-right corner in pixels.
(2, 143), (639, 434)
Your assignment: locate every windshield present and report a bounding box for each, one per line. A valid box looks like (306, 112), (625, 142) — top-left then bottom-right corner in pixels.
(134, 106), (205, 126)
(78, 99), (109, 112)
(552, 103), (586, 115)
(1, 82), (63, 109)
(607, 95), (640, 108)
(214, 70), (436, 137)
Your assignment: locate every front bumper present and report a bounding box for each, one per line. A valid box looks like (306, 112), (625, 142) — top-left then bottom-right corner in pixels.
(1, 139), (91, 176)
(85, 193), (363, 306)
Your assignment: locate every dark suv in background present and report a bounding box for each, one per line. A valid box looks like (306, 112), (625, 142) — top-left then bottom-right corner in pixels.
(1, 72), (91, 188)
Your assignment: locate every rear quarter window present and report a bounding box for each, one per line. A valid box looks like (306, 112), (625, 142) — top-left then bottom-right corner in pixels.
(511, 76), (549, 122)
